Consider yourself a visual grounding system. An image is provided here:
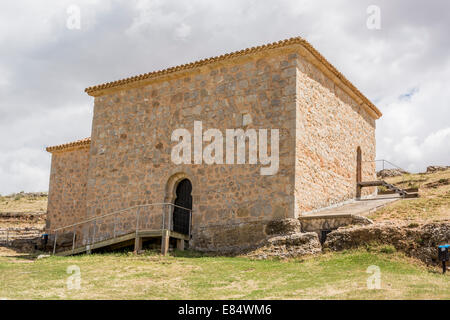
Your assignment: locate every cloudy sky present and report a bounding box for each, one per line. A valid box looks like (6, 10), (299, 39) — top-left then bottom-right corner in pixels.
(0, 0), (449, 194)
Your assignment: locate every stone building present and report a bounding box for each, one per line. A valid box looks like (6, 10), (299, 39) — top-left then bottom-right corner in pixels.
(46, 37), (382, 253)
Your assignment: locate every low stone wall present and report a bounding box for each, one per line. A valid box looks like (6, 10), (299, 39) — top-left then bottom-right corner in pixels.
(298, 214), (373, 241)
(192, 218), (321, 258)
(5, 232), (74, 253)
(192, 215), (375, 255)
(192, 220), (271, 253)
(324, 221), (450, 266)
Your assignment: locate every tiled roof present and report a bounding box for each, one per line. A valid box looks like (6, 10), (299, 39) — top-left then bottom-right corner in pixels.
(84, 36), (382, 118)
(46, 137), (91, 153)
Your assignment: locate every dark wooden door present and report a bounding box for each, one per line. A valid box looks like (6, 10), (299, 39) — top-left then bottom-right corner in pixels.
(172, 179), (192, 235)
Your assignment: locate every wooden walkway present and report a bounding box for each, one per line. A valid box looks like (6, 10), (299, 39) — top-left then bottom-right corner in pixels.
(57, 229), (189, 256)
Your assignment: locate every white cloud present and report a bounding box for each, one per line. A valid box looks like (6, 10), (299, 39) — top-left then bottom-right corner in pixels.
(0, 148), (49, 195)
(0, 0), (449, 193)
(381, 128), (450, 173)
(0, 104), (92, 194)
(174, 23), (191, 40)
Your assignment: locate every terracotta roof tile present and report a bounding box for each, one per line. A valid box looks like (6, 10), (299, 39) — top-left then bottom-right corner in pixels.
(84, 36), (382, 118)
(46, 137), (91, 153)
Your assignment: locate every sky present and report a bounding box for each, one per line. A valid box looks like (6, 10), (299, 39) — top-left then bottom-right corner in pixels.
(0, 0), (449, 194)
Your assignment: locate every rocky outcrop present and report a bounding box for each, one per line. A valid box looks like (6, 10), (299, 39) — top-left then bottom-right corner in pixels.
(7, 232), (74, 253)
(246, 232), (321, 259)
(265, 218), (301, 236)
(377, 168), (408, 178)
(243, 218), (320, 259)
(426, 166), (450, 173)
(194, 218), (321, 259)
(324, 221), (450, 265)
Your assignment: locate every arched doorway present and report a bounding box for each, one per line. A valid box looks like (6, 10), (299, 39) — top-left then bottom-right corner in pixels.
(356, 147), (362, 199)
(172, 178), (192, 235)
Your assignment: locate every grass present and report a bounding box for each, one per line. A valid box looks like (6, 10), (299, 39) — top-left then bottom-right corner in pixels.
(0, 172), (448, 300)
(0, 247), (448, 300)
(372, 169), (450, 222)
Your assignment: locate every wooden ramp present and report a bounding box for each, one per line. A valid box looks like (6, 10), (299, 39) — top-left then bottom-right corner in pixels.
(51, 203), (193, 257)
(56, 229), (189, 256)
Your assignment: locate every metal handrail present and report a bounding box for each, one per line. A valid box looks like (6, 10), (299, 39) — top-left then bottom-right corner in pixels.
(0, 227), (43, 246)
(362, 159), (407, 172)
(0, 227), (43, 231)
(362, 159), (410, 187)
(52, 202), (192, 232)
(51, 202), (193, 255)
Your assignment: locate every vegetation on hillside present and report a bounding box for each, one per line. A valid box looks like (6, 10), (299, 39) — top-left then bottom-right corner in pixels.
(372, 169), (450, 222)
(0, 192), (47, 213)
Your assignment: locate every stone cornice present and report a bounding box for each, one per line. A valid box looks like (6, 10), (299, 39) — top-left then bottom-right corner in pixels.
(84, 36), (382, 119)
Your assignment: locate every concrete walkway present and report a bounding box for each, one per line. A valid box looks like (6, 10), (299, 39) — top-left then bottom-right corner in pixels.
(303, 195), (402, 218)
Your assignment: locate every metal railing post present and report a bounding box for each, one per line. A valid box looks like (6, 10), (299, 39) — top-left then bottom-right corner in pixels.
(72, 227), (76, 254)
(162, 205), (165, 230)
(169, 205), (173, 231)
(189, 209), (192, 238)
(135, 207), (140, 236)
(53, 231), (57, 255)
(169, 206), (175, 231)
(113, 214), (117, 238)
(92, 220), (97, 246)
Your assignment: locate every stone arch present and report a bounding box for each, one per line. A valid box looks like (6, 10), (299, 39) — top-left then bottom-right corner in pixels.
(164, 171), (200, 235)
(164, 172), (195, 204)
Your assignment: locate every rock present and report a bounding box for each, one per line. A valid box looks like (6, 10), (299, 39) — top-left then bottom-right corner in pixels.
(37, 254), (51, 259)
(265, 218), (301, 236)
(426, 166), (450, 173)
(377, 168), (408, 178)
(8, 232), (75, 253)
(10, 238), (38, 252)
(324, 221), (450, 265)
(46, 232), (75, 251)
(246, 232), (321, 259)
(351, 215), (373, 226)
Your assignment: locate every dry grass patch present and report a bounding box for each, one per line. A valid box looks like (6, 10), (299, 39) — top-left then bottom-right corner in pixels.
(0, 193), (47, 213)
(372, 169), (450, 222)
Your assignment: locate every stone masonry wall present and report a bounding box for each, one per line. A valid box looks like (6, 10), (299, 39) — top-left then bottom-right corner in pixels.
(48, 45), (379, 251)
(294, 56), (376, 215)
(86, 48), (300, 250)
(47, 146), (90, 231)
